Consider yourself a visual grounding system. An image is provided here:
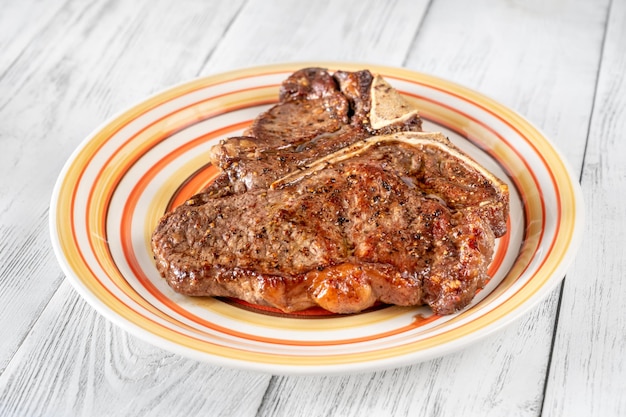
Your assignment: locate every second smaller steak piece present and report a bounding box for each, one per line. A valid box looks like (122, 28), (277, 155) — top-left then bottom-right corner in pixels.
(203, 68), (423, 197)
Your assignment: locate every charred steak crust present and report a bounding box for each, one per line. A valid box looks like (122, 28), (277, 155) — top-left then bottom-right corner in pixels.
(152, 131), (509, 315)
(203, 68), (423, 198)
(152, 158), (494, 315)
(151, 68), (510, 315)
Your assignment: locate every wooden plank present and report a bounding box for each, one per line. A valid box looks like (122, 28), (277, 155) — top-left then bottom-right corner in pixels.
(0, 0), (67, 75)
(542, 0), (626, 415)
(254, 0), (608, 416)
(0, 282), (269, 417)
(201, 0), (431, 74)
(0, 0), (245, 373)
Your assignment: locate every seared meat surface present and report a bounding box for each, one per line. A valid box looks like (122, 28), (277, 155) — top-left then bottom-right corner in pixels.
(202, 67), (422, 198)
(152, 131), (509, 315)
(151, 68), (509, 315)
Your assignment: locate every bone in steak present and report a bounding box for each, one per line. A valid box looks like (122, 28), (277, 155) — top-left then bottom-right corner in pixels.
(201, 67), (422, 198)
(151, 69), (509, 315)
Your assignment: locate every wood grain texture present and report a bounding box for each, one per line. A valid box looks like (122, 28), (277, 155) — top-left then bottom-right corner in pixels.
(0, 0), (73, 371)
(0, 0), (67, 75)
(543, 0), (626, 415)
(0, 282), (270, 417)
(202, 0), (431, 74)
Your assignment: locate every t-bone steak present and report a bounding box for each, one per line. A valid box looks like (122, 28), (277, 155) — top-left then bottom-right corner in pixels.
(151, 68), (509, 315)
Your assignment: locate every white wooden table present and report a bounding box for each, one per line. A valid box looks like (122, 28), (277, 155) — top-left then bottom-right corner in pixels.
(1, 0), (624, 415)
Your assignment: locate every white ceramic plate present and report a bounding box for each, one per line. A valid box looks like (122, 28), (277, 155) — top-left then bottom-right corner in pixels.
(50, 63), (583, 375)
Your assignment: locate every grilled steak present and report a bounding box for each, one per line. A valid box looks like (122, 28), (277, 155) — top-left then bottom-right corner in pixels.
(152, 130), (509, 315)
(151, 68), (509, 315)
(202, 68), (422, 198)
